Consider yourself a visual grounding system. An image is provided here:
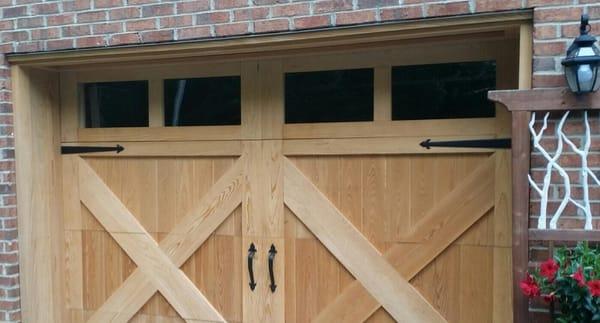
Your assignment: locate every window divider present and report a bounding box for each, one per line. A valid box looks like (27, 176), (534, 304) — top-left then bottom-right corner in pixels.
(374, 66), (392, 122)
(149, 78), (164, 127)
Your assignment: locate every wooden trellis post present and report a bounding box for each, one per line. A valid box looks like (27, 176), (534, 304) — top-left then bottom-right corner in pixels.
(489, 88), (600, 323)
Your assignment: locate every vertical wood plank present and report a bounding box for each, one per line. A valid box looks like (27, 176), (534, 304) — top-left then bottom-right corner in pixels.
(104, 232), (123, 310)
(459, 245), (493, 323)
(493, 247), (513, 323)
(62, 155), (81, 230)
(149, 78), (164, 127)
(374, 66), (391, 122)
(494, 150), (512, 248)
(295, 239), (318, 322)
(362, 157), (387, 252)
(410, 156), (435, 229)
(518, 24), (533, 90)
(241, 57), (285, 323)
(242, 141), (284, 237)
(14, 67), (65, 322)
(64, 230), (83, 311)
(512, 110), (531, 323)
(157, 158), (177, 234)
(83, 230), (105, 310)
(284, 209), (297, 323)
(339, 157), (363, 288)
(241, 61), (260, 140)
(513, 24), (533, 323)
(260, 60), (284, 139)
(122, 159), (159, 234)
(386, 156), (411, 242)
(60, 71), (79, 142)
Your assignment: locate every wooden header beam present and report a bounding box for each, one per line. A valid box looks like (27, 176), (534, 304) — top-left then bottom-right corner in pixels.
(7, 10), (530, 67)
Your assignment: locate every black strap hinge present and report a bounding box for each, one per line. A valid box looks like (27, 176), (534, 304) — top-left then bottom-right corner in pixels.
(420, 138), (511, 150)
(61, 144), (124, 155)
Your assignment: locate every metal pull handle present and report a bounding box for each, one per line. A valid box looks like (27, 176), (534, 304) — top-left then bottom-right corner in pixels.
(248, 243), (257, 291)
(268, 244), (277, 293)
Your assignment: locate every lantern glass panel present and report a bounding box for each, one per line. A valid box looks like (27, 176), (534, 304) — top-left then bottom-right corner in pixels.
(565, 64), (579, 92)
(577, 47), (597, 92)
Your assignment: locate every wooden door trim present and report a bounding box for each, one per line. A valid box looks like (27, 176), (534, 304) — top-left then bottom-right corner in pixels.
(282, 136), (498, 155)
(283, 157), (446, 323)
(61, 141), (243, 157)
(79, 156), (244, 322)
(313, 154), (496, 322)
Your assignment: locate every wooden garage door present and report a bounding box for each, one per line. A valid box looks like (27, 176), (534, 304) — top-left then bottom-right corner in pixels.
(63, 153), (245, 322)
(58, 35), (517, 322)
(62, 144), (510, 322)
(282, 151), (511, 322)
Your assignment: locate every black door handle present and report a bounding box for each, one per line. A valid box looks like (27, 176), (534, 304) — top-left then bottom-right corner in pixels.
(248, 243), (257, 291)
(268, 244), (277, 293)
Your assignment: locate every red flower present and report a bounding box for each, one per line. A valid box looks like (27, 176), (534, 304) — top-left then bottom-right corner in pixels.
(540, 259), (559, 281)
(520, 273), (540, 298)
(572, 267), (586, 287)
(542, 292), (556, 303)
(588, 280), (600, 297)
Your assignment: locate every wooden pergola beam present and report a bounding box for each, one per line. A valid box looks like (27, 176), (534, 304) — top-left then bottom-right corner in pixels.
(489, 87), (600, 323)
(490, 88), (600, 111)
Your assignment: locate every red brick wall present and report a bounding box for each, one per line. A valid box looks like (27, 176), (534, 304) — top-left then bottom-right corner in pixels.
(0, 0), (595, 322)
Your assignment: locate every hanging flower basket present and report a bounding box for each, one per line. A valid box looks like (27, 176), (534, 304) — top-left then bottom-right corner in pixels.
(521, 242), (600, 322)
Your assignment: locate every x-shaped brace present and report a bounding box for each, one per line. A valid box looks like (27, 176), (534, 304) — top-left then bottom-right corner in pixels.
(79, 157), (244, 323)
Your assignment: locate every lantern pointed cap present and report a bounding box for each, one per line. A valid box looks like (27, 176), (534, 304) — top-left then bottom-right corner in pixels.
(574, 14), (596, 45)
(562, 14), (600, 67)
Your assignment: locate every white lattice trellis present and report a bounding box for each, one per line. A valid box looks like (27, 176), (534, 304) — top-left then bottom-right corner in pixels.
(529, 110), (600, 230)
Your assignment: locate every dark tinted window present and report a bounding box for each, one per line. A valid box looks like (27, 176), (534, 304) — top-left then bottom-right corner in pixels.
(84, 81), (149, 128)
(285, 69), (374, 123)
(164, 76), (241, 126)
(392, 61), (496, 120)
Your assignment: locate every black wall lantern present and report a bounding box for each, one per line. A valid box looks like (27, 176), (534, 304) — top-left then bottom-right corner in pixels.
(562, 14), (600, 94)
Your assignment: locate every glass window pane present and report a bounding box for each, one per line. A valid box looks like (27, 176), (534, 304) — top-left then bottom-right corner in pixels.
(285, 68), (374, 123)
(392, 61), (496, 120)
(84, 81), (149, 128)
(164, 76), (241, 127)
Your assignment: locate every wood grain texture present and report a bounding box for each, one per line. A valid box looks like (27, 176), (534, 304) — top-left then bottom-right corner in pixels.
(148, 78), (164, 127)
(13, 67), (66, 323)
(242, 140), (285, 322)
(284, 157), (446, 323)
(373, 66), (391, 122)
(282, 136), (497, 155)
(283, 119), (496, 140)
(489, 88), (600, 111)
(86, 157), (244, 322)
(314, 155), (496, 322)
(76, 125), (241, 142)
(79, 159), (226, 322)
(60, 71), (79, 142)
(242, 141), (284, 238)
(511, 111), (531, 323)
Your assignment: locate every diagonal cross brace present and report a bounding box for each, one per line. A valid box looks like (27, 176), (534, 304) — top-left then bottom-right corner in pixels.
(80, 157), (244, 323)
(284, 157), (447, 323)
(313, 155), (496, 322)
